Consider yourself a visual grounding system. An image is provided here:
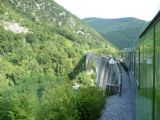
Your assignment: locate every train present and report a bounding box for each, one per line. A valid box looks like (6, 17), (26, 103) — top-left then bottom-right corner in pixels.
(123, 10), (160, 120)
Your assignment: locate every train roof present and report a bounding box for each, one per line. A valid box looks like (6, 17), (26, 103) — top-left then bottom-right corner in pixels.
(139, 10), (160, 38)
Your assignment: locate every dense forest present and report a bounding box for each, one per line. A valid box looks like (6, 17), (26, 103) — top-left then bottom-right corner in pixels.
(83, 17), (147, 49)
(0, 0), (118, 119)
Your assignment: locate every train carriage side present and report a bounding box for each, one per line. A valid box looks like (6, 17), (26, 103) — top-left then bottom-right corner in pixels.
(135, 10), (160, 120)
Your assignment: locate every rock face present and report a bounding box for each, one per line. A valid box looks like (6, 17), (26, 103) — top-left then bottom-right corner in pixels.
(3, 21), (29, 33)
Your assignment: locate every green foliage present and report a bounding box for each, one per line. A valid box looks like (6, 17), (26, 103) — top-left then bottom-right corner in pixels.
(0, 0), (117, 119)
(69, 55), (86, 80)
(37, 86), (105, 120)
(83, 17), (147, 49)
(0, 73), (105, 120)
(75, 87), (106, 120)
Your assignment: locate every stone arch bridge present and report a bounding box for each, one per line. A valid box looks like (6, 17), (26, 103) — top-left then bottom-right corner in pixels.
(86, 52), (122, 94)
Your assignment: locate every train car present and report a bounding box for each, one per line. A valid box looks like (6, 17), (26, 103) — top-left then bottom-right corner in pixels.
(135, 10), (160, 120)
(120, 48), (135, 70)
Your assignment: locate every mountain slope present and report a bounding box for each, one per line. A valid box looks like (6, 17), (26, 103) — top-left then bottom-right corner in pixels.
(0, 1), (118, 119)
(0, 0), (117, 79)
(83, 17), (147, 49)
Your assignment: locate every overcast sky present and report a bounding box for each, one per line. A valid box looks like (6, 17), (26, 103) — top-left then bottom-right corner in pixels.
(54, 0), (160, 21)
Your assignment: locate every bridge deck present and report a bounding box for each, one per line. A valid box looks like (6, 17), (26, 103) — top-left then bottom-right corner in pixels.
(99, 68), (136, 120)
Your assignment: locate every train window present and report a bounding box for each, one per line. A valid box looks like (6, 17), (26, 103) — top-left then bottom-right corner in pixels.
(146, 57), (152, 64)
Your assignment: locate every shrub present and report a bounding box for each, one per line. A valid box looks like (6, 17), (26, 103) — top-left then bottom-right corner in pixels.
(37, 84), (105, 120)
(75, 87), (106, 120)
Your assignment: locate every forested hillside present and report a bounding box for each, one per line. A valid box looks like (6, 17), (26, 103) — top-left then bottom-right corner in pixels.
(83, 17), (147, 49)
(0, 0), (118, 119)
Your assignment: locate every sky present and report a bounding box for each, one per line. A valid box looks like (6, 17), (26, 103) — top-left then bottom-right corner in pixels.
(54, 0), (160, 21)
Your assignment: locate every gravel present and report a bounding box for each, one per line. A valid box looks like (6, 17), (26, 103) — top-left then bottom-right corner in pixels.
(99, 68), (136, 120)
